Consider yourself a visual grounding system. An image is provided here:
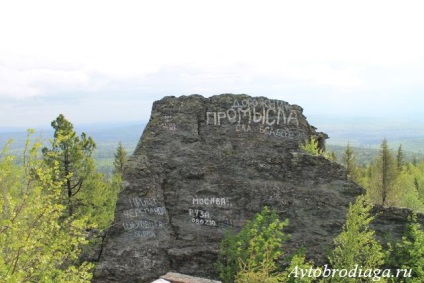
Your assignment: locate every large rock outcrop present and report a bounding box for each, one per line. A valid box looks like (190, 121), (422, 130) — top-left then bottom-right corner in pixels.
(94, 94), (421, 283)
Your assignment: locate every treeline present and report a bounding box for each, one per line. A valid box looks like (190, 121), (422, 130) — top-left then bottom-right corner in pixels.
(341, 140), (424, 213)
(302, 138), (424, 213)
(0, 115), (127, 282)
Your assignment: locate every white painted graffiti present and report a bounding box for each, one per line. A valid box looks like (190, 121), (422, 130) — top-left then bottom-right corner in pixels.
(259, 125), (300, 138)
(189, 209), (217, 226)
(161, 123), (177, 131)
(191, 218), (217, 226)
(206, 98), (299, 127)
(123, 207), (167, 218)
(189, 197), (233, 227)
(161, 115), (177, 131)
(235, 124), (303, 138)
(232, 98), (290, 110)
(235, 124), (253, 132)
(122, 220), (164, 231)
(192, 197), (231, 207)
(129, 197), (157, 208)
(189, 209), (210, 219)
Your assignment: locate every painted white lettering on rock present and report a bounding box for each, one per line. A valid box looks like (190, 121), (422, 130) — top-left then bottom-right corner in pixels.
(129, 197), (157, 208)
(192, 197), (230, 207)
(206, 99), (300, 128)
(123, 207), (167, 218)
(122, 220), (164, 231)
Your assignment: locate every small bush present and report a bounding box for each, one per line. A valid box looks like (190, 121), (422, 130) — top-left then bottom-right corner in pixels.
(217, 207), (289, 283)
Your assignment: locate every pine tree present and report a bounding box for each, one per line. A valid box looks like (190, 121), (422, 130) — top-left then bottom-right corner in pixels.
(391, 170), (424, 212)
(74, 171), (121, 229)
(369, 139), (397, 206)
(329, 195), (385, 282)
(380, 139), (395, 206)
(113, 141), (128, 175)
(217, 207), (289, 283)
(42, 114), (96, 216)
(412, 156), (418, 166)
(342, 142), (358, 181)
(396, 144), (405, 173)
(389, 214), (424, 282)
(0, 131), (93, 282)
(414, 178), (420, 194)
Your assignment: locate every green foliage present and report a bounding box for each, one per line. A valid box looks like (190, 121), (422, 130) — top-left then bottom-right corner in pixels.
(282, 252), (315, 283)
(388, 214), (424, 282)
(235, 251), (314, 283)
(391, 168), (424, 213)
(301, 137), (334, 160)
(342, 142), (358, 182)
(301, 137), (324, 156)
(407, 162), (424, 207)
(113, 141), (128, 176)
(75, 172), (121, 230)
(217, 207), (289, 283)
(0, 131), (93, 282)
(42, 114), (97, 216)
(396, 144), (405, 172)
(301, 137), (321, 155)
(41, 115), (123, 275)
(227, 211), (314, 283)
(329, 195), (385, 282)
(368, 139), (398, 206)
(342, 139), (424, 213)
(235, 249), (285, 283)
(0, 117), (124, 281)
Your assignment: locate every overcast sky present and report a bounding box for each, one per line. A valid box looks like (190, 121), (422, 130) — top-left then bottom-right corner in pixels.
(1, 0), (423, 129)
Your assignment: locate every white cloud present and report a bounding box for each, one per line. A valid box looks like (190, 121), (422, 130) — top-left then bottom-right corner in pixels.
(0, 61), (112, 98)
(0, 0), (424, 126)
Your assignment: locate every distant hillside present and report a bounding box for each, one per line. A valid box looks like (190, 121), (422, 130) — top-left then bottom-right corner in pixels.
(309, 115), (424, 155)
(0, 122), (146, 176)
(1, 116), (423, 173)
(327, 144), (424, 166)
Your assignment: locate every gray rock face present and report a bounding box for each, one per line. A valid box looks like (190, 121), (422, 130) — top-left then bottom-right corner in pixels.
(94, 94), (421, 283)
